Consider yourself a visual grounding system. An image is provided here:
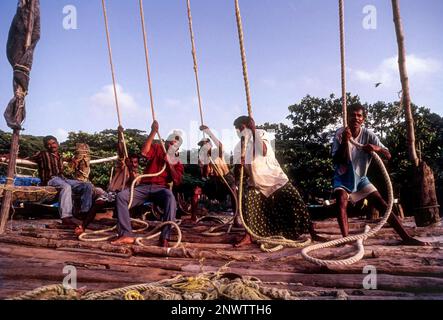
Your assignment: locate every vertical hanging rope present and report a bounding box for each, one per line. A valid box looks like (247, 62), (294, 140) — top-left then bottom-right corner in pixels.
(185, 0), (239, 229)
(339, 0), (347, 126)
(234, 0), (253, 118)
(186, 0), (205, 126)
(301, 0), (395, 266)
(101, 0), (129, 158)
(138, 0), (166, 153)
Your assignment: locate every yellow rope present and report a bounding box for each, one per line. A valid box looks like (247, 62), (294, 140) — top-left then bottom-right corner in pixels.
(11, 270), (350, 300)
(124, 290), (144, 300)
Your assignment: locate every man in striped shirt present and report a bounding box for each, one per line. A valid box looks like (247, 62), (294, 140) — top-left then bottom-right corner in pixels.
(30, 136), (93, 226)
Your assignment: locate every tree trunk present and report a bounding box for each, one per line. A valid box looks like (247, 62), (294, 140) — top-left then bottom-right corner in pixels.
(413, 162), (441, 227)
(391, 0), (440, 226)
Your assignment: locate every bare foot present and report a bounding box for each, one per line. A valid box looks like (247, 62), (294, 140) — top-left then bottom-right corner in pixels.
(311, 233), (328, 242)
(74, 226), (85, 237)
(233, 233), (253, 248)
(159, 239), (169, 248)
(61, 217), (81, 227)
(402, 237), (431, 246)
(111, 236), (135, 245)
(183, 215), (198, 224)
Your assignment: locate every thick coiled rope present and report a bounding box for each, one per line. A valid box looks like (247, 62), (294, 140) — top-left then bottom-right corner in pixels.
(301, 142), (394, 266)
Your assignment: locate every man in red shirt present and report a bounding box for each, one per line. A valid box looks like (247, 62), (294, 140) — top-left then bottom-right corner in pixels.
(111, 121), (184, 247)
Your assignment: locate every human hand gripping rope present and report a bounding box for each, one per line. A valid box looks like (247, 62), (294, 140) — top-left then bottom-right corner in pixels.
(301, 138), (394, 266)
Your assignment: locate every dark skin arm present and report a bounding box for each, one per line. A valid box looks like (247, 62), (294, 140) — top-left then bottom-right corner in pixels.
(362, 144), (392, 160)
(117, 125), (126, 159)
(333, 127), (392, 162)
(200, 125), (225, 157)
(333, 127), (351, 164)
(141, 120), (159, 158)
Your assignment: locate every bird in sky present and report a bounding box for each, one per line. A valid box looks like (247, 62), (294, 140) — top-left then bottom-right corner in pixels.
(375, 82), (382, 88)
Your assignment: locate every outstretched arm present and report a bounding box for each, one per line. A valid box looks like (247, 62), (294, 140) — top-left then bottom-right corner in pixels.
(200, 125), (224, 155)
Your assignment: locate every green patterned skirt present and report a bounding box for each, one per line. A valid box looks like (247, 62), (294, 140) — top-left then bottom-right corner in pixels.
(243, 182), (310, 240)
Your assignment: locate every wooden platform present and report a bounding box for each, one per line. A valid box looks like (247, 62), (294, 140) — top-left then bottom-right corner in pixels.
(0, 216), (442, 300)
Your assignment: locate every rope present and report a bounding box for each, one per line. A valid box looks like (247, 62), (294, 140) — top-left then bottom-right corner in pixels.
(237, 139), (311, 252)
(100, 0), (129, 159)
(83, 275), (184, 300)
(232, 2), (308, 251)
(301, 148), (393, 266)
(234, 0), (253, 118)
(135, 221), (182, 249)
(138, 0), (167, 154)
(339, 0), (347, 125)
(10, 269), (352, 300)
(127, 164), (166, 209)
(78, 218), (150, 242)
(185, 0), (240, 236)
(8, 284), (76, 301)
(200, 158), (239, 237)
(300, 3), (394, 265)
(186, 0), (205, 126)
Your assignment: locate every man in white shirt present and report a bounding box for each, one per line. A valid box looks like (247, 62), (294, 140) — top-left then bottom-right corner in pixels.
(332, 103), (428, 246)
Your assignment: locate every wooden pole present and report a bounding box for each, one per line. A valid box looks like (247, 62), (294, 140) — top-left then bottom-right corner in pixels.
(391, 0), (440, 226)
(0, 129), (20, 233)
(391, 0), (418, 167)
(0, 0), (36, 234)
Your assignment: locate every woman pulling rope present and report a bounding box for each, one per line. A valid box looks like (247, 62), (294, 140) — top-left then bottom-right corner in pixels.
(233, 116), (325, 249)
(232, 0), (325, 251)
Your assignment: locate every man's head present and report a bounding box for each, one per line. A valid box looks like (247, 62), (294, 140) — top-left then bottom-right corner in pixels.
(197, 138), (211, 148)
(348, 103), (366, 130)
(165, 130), (183, 152)
(233, 116), (255, 132)
(43, 136), (59, 153)
(128, 154), (139, 171)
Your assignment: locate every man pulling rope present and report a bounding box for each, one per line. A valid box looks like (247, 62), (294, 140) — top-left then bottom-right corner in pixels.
(111, 121), (184, 248)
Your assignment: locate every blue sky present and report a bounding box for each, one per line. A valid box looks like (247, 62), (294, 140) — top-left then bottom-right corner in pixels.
(0, 0), (442, 151)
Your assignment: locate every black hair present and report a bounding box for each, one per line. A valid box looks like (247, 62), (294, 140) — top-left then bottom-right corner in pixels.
(348, 103), (367, 117)
(43, 135), (58, 145)
(233, 116), (253, 128)
(128, 153), (139, 160)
